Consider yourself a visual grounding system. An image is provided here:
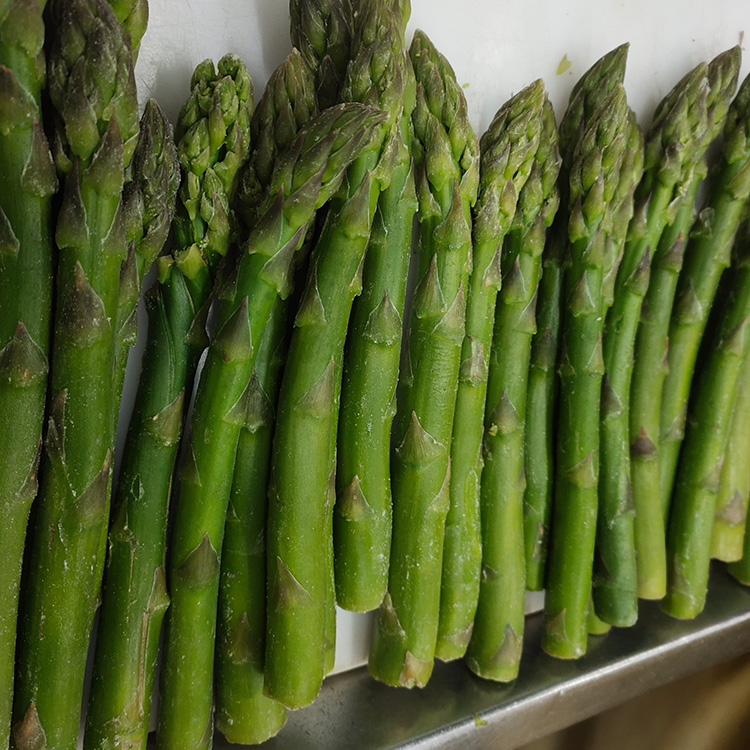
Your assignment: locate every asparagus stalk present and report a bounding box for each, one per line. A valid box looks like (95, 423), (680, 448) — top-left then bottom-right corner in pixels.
(541, 83), (631, 660)
(464, 94), (561, 680)
(0, 0), (57, 744)
(214, 49), (316, 746)
(12, 1), (139, 746)
(438, 81), (547, 663)
(105, 0), (149, 59)
(595, 63), (709, 626)
(523, 45), (629, 592)
(157, 105), (385, 743)
(628, 49), (740, 600)
(663, 218), (750, 619)
(659, 70), (750, 520)
(711, 340), (750, 561)
(368, 30), (479, 688)
(334, 0), (416, 613)
(84, 55), (252, 750)
(290, 0), (353, 109)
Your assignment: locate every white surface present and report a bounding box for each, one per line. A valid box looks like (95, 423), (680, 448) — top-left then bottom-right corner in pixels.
(128, 0), (750, 676)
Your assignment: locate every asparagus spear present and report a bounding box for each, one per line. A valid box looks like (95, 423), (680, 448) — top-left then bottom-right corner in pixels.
(435, 79), (546, 660)
(595, 63), (709, 626)
(84, 55), (252, 750)
(368, 30), (479, 688)
(659, 69), (750, 522)
(290, 0), (353, 109)
(523, 45), (629, 592)
(12, 1), (139, 746)
(0, 0), (57, 744)
(711, 340), (750, 561)
(214, 49), (316, 745)
(464, 94), (561, 680)
(664, 218), (750, 619)
(105, 0), (149, 58)
(628, 49), (739, 600)
(334, 0), (416, 613)
(541, 83), (631, 660)
(157, 105), (385, 743)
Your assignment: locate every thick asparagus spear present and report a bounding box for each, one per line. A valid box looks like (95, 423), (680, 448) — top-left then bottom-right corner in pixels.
(595, 63), (710, 626)
(334, 0), (416, 613)
(368, 30), (479, 688)
(523, 45), (629, 591)
(84, 55), (252, 750)
(659, 70), (750, 520)
(541, 84), (631, 660)
(0, 1), (57, 744)
(105, 0), (149, 58)
(157, 105), (385, 744)
(628, 49), (739, 600)
(214, 49), (316, 745)
(664, 218), (750, 619)
(12, 1), (139, 746)
(290, 0), (353, 109)
(711, 340), (750, 561)
(434, 79), (546, 660)
(465, 94), (561, 680)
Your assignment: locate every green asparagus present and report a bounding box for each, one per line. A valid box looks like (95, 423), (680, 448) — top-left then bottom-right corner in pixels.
(523, 45), (629, 592)
(542, 83), (631, 660)
(595, 62), (709, 626)
(335, 0), (416, 613)
(12, 1), (139, 746)
(465, 92), (561, 679)
(368, 29), (479, 688)
(664, 218), (750, 619)
(85, 55), (252, 750)
(628, 49), (739, 600)
(105, 0), (149, 58)
(436, 78), (546, 660)
(659, 68), (750, 522)
(0, 0), (56, 744)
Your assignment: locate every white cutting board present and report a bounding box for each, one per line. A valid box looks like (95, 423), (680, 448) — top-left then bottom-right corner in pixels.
(124, 0), (750, 676)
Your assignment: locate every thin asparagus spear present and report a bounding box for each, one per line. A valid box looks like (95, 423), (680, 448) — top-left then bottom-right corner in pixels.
(368, 30), (479, 688)
(290, 0), (353, 109)
(660, 70), (750, 521)
(335, 0), (416, 613)
(465, 94), (561, 680)
(664, 219), (750, 619)
(542, 84), (631, 660)
(84, 55), (252, 750)
(523, 45), (629, 592)
(595, 62), (709, 625)
(157, 105), (385, 743)
(12, 1), (139, 746)
(711, 341), (750, 561)
(0, 0), (57, 744)
(214, 49), (316, 745)
(629, 49), (740, 600)
(438, 81), (547, 663)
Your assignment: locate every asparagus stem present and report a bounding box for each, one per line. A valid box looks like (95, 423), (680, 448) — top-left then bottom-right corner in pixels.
(523, 45), (629, 593)
(335, 0), (416, 613)
(711, 342), (750, 561)
(542, 82), (632, 660)
(664, 219), (750, 619)
(465, 94), (561, 679)
(368, 30), (479, 688)
(0, 0), (56, 743)
(12, 2), (139, 746)
(595, 62), (710, 625)
(214, 49), (316, 744)
(659, 70), (750, 522)
(629, 48), (740, 600)
(85, 55), (252, 750)
(290, 0), (354, 109)
(105, 0), (149, 58)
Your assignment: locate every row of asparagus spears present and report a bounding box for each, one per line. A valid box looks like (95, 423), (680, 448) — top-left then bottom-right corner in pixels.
(3, 0), (750, 747)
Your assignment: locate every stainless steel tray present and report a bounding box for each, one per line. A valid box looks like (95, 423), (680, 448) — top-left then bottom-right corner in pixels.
(212, 566), (750, 749)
